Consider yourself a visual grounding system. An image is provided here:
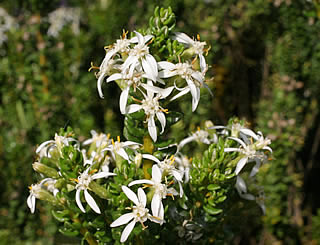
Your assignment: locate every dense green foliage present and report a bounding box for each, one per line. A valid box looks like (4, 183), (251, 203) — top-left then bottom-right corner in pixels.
(1, 0), (319, 244)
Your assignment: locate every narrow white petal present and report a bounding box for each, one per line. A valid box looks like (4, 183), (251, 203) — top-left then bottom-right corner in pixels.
(191, 71), (204, 83)
(106, 73), (122, 83)
(122, 186), (139, 206)
(263, 146), (273, 153)
(199, 54), (207, 73)
(172, 170), (183, 182)
(31, 195), (36, 213)
(120, 87), (130, 114)
(240, 129), (259, 140)
(156, 112), (166, 134)
(97, 73), (106, 98)
(84, 189), (101, 214)
(76, 189), (86, 213)
(178, 136), (195, 149)
(170, 87), (190, 102)
(117, 148), (129, 161)
(240, 193), (255, 201)
(157, 61), (176, 70)
(235, 176), (247, 193)
(134, 31), (144, 44)
(224, 147), (241, 152)
(173, 32), (193, 45)
(143, 34), (153, 43)
(122, 56), (138, 72)
(110, 213), (135, 227)
(138, 188), (147, 207)
(36, 140), (54, 154)
(120, 220), (136, 243)
(122, 141), (141, 147)
(142, 154), (161, 164)
(158, 70), (177, 78)
(151, 193), (161, 217)
(235, 157), (248, 175)
(92, 172), (116, 180)
(142, 55), (158, 82)
(250, 161), (261, 177)
(228, 137), (247, 148)
(128, 179), (154, 186)
(126, 104), (142, 114)
(148, 116), (157, 142)
(152, 164), (162, 183)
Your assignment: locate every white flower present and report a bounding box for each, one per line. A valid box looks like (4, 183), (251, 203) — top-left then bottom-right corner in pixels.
(36, 133), (79, 158)
(158, 61), (207, 111)
(74, 168), (116, 213)
(174, 154), (191, 183)
(83, 130), (111, 149)
(129, 164), (178, 221)
(126, 85), (173, 142)
(27, 183), (42, 213)
(102, 136), (140, 162)
(224, 129), (272, 175)
(110, 186), (161, 243)
(106, 68), (145, 114)
(173, 32), (208, 72)
(41, 178), (59, 196)
(178, 127), (215, 150)
(122, 31), (158, 82)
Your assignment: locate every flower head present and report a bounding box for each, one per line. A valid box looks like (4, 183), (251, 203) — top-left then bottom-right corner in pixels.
(110, 186), (161, 243)
(74, 167), (116, 213)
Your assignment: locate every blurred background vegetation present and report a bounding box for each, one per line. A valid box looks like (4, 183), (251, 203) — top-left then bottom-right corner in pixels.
(0, 0), (320, 244)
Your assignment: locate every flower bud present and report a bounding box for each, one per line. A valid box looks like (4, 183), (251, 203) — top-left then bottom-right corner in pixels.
(89, 181), (108, 199)
(33, 162), (59, 178)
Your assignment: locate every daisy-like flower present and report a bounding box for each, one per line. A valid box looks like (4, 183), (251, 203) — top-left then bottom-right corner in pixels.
(158, 61), (208, 112)
(106, 68), (145, 114)
(102, 136), (140, 162)
(126, 85), (173, 142)
(175, 154), (192, 183)
(129, 164), (178, 220)
(27, 183), (42, 214)
(173, 32), (208, 72)
(74, 167), (116, 213)
(110, 186), (161, 243)
(224, 129), (272, 175)
(122, 31), (158, 82)
(83, 130), (111, 149)
(27, 178), (59, 213)
(36, 133), (79, 158)
(178, 127), (216, 150)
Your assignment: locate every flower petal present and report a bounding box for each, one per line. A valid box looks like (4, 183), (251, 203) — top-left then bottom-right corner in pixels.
(117, 148), (129, 161)
(120, 220), (136, 243)
(240, 129), (259, 140)
(110, 213), (135, 227)
(122, 186), (139, 206)
(142, 154), (160, 164)
(157, 61), (176, 70)
(126, 104), (142, 114)
(106, 73), (123, 83)
(148, 116), (157, 142)
(235, 157), (248, 175)
(156, 112), (166, 134)
(173, 32), (193, 45)
(76, 189), (86, 213)
(120, 87), (130, 114)
(128, 179), (154, 186)
(142, 55), (158, 82)
(152, 164), (162, 183)
(84, 189), (101, 214)
(151, 193), (161, 217)
(138, 188), (147, 207)
(92, 172), (116, 180)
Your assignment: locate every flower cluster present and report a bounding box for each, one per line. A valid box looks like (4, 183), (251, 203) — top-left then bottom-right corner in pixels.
(91, 30), (210, 142)
(28, 12), (273, 243)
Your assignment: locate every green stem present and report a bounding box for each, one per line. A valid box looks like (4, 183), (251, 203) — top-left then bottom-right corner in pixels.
(143, 135), (154, 179)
